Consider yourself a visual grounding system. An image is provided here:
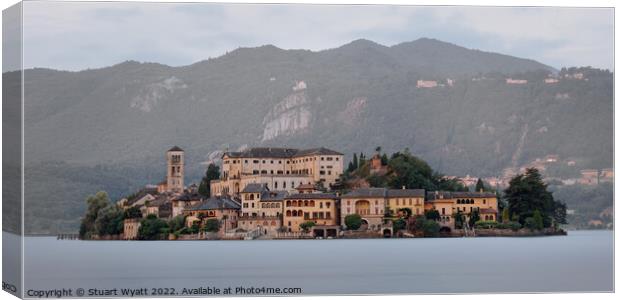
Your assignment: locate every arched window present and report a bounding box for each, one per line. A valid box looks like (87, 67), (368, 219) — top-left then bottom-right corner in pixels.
(304, 200), (309, 207)
(286, 200), (291, 207)
(292, 210), (297, 217)
(275, 181), (278, 189)
(298, 210), (303, 217)
(457, 199), (461, 204)
(286, 210), (291, 217)
(292, 200), (298, 207)
(310, 200), (315, 207)
(250, 194), (254, 200)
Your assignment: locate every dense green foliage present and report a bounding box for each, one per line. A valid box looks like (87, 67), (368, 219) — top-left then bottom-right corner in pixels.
(168, 215), (186, 233)
(504, 168), (567, 228)
(349, 149), (468, 192)
(392, 218), (407, 232)
(422, 220), (441, 237)
(299, 221), (316, 233)
(198, 164), (220, 197)
(425, 209), (440, 221)
(123, 206), (142, 219)
(204, 219), (221, 233)
(79, 191), (123, 239)
(344, 214), (363, 230)
(468, 210), (480, 228)
(138, 214), (169, 240)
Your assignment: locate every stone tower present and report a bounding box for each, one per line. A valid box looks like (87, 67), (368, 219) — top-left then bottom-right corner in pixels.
(166, 146), (184, 193)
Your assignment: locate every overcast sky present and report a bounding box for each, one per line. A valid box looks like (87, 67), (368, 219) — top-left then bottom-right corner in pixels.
(17, 1), (614, 72)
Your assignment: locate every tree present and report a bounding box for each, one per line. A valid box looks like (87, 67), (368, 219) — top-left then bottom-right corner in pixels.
(352, 153), (358, 171)
(375, 146), (382, 153)
(393, 218), (407, 232)
(359, 152), (366, 167)
(475, 178), (485, 192)
(397, 208), (412, 218)
(380, 154), (389, 166)
(94, 205), (124, 236)
(553, 201), (567, 227)
(532, 210), (544, 230)
(198, 163), (220, 197)
(425, 209), (440, 221)
(423, 220), (440, 237)
(124, 206), (142, 219)
(501, 207), (510, 224)
(168, 215), (186, 233)
(469, 210), (480, 228)
(138, 214), (169, 240)
(204, 219), (220, 232)
(504, 168), (557, 227)
(453, 211), (464, 229)
(79, 191), (112, 239)
(299, 221), (316, 233)
(344, 214), (363, 230)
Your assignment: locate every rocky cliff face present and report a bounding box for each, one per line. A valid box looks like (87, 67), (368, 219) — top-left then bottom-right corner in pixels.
(262, 82), (313, 141)
(129, 76), (187, 112)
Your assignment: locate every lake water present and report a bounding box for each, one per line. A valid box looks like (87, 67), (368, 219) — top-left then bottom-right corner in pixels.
(6, 231), (615, 297)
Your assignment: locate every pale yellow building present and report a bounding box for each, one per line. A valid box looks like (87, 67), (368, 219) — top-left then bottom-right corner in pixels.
(123, 218), (140, 240)
(426, 191), (499, 229)
(183, 196), (241, 233)
(340, 188), (425, 230)
(211, 147), (344, 196)
(283, 193), (340, 233)
(236, 183), (287, 236)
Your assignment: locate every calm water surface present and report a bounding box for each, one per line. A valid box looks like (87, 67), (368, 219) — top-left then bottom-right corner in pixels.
(14, 231), (614, 295)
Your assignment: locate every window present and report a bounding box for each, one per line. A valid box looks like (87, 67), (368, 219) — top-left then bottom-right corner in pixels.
(262, 160), (266, 163)
(271, 160), (274, 164)
(328, 171), (332, 175)
(320, 202), (323, 208)
(275, 182), (278, 189)
(336, 158), (339, 161)
(261, 170), (267, 174)
(327, 157), (333, 161)
(321, 157), (324, 161)
(253, 170), (259, 174)
(270, 170), (274, 174)
(320, 171), (325, 175)
(245, 160), (248, 163)
(483, 199), (486, 204)
(442, 208), (446, 215)
(253, 160), (259, 163)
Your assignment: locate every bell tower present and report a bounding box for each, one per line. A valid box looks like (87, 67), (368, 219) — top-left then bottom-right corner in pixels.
(166, 146), (184, 193)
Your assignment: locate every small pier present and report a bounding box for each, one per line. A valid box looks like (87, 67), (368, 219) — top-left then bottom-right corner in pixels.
(56, 233), (80, 240)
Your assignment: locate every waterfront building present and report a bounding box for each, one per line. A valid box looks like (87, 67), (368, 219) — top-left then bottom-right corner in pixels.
(123, 218), (140, 240)
(171, 192), (202, 218)
(426, 191), (499, 229)
(340, 188), (425, 230)
(211, 147), (344, 196)
(283, 192), (340, 235)
(184, 196), (241, 232)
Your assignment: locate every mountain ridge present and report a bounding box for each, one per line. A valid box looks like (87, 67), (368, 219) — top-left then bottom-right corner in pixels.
(5, 38), (611, 234)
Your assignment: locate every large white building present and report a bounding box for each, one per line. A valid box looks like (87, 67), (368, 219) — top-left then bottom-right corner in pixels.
(210, 147), (344, 196)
